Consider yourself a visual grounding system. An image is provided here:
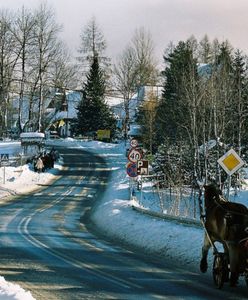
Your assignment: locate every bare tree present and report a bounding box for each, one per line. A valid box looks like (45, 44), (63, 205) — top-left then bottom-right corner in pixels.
(131, 27), (158, 87)
(77, 16), (110, 81)
(31, 3), (62, 132)
(51, 46), (79, 90)
(198, 34), (212, 63)
(0, 5), (90, 136)
(113, 46), (137, 138)
(45, 45), (79, 130)
(113, 27), (158, 138)
(0, 9), (20, 135)
(11, 6), (35, 133)
(187, 35), (198, 59)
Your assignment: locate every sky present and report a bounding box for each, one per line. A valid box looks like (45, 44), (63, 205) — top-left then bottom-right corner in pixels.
(0, 137), (248, 298)
(1, 0), (248, 65)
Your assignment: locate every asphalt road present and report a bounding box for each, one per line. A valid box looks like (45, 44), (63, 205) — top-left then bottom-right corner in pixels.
(0, 147), (247, 299)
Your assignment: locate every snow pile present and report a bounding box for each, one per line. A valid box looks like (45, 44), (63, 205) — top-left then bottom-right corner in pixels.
(0, 276), (34, 300)
(0, 161), (63, 199)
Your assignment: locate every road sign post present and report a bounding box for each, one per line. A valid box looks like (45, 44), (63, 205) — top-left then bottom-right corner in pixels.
(130, 138), (138, 148)
(126, 162), (137, 178)
(127, 148), (143, 163)
(126, 140), (146, 204)
(0, 153), (9, 165)
(137, 160), (149, 175)
(3, 166), (5, 184)
(0, 154), (9, 184)
(217, 149), (244, 176)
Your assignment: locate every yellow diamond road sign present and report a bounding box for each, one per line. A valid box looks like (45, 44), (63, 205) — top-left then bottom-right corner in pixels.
(218, 149), (245, 175)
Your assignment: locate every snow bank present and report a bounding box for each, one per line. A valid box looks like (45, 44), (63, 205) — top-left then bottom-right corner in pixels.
(0, 276), (34, 300)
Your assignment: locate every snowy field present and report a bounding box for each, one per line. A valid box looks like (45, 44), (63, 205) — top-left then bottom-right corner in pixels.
(0, 138), (248, 298)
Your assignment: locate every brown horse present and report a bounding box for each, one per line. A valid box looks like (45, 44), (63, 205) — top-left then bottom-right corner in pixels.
(200, 184), (248, 286)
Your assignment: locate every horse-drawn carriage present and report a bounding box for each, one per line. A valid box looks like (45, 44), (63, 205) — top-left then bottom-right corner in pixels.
(200, 184), (248, 289)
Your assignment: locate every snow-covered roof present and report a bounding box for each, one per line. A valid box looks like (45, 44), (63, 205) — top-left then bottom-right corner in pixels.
(128, 124), (142, 137)
(105, 96), (123, 107)
(20, 132), (45, 138)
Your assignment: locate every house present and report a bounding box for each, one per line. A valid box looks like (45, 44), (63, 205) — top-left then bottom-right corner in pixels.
(9, 89), (82, 138)
(46, 90), (82, 137)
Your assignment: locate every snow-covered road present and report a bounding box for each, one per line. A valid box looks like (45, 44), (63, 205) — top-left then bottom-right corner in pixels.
(0, 138), (248, 299)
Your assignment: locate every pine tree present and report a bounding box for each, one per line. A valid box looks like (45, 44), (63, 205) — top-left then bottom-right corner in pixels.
(155, 41), (201, 181)
(212, 42), (234, 145)
(75, 55), (116, 136)
(156, 41), (198, 145)
(232, 50), (248, 150)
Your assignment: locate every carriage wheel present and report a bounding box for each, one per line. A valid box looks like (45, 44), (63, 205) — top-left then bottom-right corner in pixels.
(212, 253), (229, 289)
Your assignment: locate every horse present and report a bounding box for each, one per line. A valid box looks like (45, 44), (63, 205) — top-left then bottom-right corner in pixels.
(200, 183), (248, 286)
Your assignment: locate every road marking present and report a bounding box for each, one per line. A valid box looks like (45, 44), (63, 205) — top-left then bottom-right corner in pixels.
(16, 176), (141, 291)
(37, 188), (75, 213)
(18, 215), (141, 290)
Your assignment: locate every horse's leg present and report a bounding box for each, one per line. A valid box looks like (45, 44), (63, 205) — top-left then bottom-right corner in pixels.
(227, 242), (240, 287)
(200, 234), (211, 273)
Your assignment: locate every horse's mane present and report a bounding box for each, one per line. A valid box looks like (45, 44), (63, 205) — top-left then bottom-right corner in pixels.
(204, 184), (248, 216)
(220, 199), (248, 215)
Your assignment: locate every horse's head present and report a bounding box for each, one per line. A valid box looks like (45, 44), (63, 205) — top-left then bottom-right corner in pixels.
(204, 183), (222, 209)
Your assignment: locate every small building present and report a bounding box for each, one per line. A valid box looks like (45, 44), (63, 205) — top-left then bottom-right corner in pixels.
(20, 132), (45, 155)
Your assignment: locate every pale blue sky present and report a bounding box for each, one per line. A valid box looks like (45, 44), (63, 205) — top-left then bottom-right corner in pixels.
(1, 0), (248, 64)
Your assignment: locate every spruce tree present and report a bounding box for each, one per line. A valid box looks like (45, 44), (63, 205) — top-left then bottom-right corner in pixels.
(75, 55), (116, 136)
(232, 50), (248, 149)
(156, 41), (198, 145)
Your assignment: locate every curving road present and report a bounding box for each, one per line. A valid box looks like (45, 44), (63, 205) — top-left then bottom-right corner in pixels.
(0, 147), (247, 299)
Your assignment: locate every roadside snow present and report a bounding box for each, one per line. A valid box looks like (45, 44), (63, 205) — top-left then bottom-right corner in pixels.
(0, 276), (34, 300)
(46, 139), (211, 269)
